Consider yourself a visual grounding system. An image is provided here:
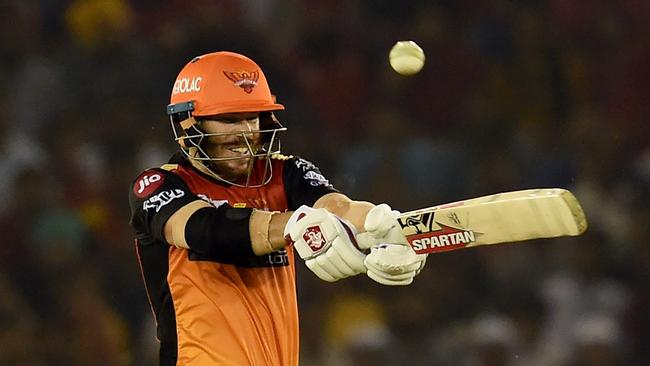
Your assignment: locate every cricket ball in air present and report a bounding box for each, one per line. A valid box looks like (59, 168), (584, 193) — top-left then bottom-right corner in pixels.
(389, 41), (425, 76)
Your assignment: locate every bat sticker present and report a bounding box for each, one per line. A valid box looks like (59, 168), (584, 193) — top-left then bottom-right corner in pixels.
(398, 212), (476, 254)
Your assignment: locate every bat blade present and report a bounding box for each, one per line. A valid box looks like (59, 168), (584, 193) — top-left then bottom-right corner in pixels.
(397, 188), (588, 255)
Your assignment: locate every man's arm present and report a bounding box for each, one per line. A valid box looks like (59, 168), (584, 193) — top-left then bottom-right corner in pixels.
(130, 168), (257, 259)
(162, 198), (364, 256)
(156, 175), (423, 285)
(312, 192), (374, 231)
(150, 172), (368, 256)
(238, 209), (292, 255)
(164, 202), (285, 254)
(162, 204), (291, 256)
(246, 192), (372, 256)
(163, 200), (212, 249)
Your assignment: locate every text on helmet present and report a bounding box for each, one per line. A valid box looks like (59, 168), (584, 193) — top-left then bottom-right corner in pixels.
(173, 77), (202, 95)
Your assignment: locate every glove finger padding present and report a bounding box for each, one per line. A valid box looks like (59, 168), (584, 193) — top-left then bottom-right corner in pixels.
(365, 244), (424, 273)
(365, 256), (423, 276)
(331, 236), (367, 273)
(358, 204), (408, 249)
(367, 269), (414, 286)
(365, 244), (427, 286)
(305, 259), (339, 282)
(285, 206), (367, 282)
(364, 204), (395, 237)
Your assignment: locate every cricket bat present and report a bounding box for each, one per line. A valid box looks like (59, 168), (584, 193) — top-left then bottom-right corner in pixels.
(398, 188), (588, 255)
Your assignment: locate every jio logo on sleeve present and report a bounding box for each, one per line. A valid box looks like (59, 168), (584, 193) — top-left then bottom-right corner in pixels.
(134, 171), (164, 198)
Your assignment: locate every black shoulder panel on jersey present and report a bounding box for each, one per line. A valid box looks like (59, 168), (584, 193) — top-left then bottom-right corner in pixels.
(129, 168), (198, 245)
(283, 156), (338, 210)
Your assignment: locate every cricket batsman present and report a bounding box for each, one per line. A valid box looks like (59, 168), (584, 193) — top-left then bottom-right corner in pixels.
(128, 51), (425, 365)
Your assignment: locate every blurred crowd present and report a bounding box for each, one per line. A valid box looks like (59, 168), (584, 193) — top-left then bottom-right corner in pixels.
(0, 0), (648, 365)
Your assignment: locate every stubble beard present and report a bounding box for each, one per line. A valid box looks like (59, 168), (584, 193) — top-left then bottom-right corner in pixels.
(205, 139), (262, 182)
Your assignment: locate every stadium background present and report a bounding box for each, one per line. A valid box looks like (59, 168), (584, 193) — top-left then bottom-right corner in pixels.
(1, 1), (648, 365)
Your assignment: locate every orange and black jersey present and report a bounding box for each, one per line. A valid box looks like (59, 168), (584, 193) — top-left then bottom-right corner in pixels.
(128, 153), (337, 366)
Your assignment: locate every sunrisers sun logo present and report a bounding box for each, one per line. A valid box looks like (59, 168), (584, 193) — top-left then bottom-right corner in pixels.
(223, 70), (259, 93)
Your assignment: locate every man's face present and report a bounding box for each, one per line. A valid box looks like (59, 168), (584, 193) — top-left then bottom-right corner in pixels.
(196, 112), (262, 181)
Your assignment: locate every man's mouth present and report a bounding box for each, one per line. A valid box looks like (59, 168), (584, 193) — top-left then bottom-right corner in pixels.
(227, 146), (252, 155)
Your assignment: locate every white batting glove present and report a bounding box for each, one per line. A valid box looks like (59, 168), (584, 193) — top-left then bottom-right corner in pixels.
(357, 203), (408, 249)
(365, 244), (427, 286)
(285, 206), (367, 282)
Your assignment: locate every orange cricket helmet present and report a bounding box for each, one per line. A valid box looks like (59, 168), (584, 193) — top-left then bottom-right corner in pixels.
(167, 51), (284, 117)
(165, 51), (287, 188)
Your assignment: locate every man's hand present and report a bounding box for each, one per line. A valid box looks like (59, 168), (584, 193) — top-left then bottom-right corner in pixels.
(358, 204), (427, 285)
(365, 244), (426, 286)
(285, 206), (367, 282)
(356, 204), (407, 249)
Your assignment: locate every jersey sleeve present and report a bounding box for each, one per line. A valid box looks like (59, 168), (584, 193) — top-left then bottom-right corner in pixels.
(283, 156), (339, 210)
(128, 168), (199, 245)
